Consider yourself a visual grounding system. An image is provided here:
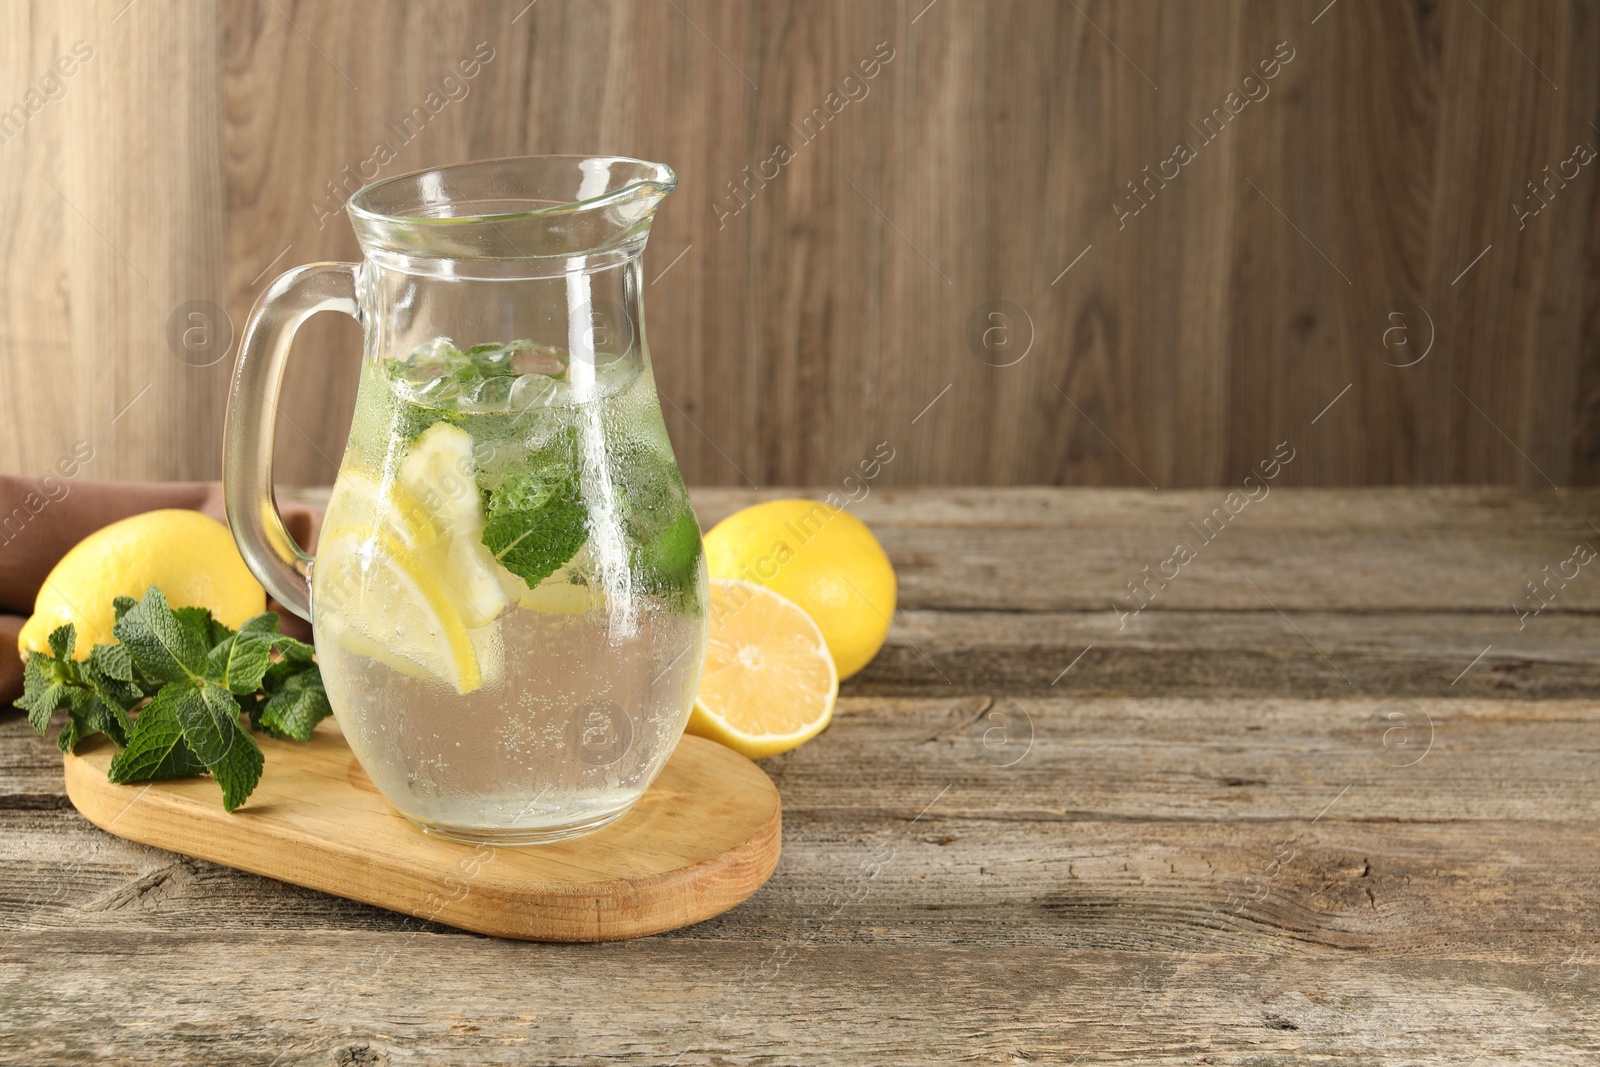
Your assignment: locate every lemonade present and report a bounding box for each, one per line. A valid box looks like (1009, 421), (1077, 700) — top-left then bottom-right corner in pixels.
(313, 338), (708, 843)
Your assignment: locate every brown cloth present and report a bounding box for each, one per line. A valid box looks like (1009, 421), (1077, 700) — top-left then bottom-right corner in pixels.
(0, 476), (322, 704)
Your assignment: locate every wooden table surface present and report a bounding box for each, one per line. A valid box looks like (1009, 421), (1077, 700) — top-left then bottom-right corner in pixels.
(4, 487), (1598, 1065)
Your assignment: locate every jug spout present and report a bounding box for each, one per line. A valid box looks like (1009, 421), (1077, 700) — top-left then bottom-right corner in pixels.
(347, 155), (676, 277)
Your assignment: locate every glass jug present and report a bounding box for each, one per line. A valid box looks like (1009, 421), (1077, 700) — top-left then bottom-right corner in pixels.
(223, 156), (708, 845)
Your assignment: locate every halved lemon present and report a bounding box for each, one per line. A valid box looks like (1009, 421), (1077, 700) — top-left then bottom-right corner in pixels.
(686, 578), (839, 759)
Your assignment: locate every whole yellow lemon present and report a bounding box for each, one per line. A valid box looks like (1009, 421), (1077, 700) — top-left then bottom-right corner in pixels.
(702, 499), (896, 680)
(18, 509), (266, 660)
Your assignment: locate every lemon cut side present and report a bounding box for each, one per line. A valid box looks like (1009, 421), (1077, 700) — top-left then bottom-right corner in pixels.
(687, 578), (838, 760)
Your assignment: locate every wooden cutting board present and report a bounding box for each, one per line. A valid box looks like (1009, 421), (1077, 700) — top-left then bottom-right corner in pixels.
(62, 725), (781, 942)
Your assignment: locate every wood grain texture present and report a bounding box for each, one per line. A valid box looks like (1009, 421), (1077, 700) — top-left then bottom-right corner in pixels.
(60, 730), (781, 942)
(3, 487), (1599, 1064)
(2, 1), (1598, 488)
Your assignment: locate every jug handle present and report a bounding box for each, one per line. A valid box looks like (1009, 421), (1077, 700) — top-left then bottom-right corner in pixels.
(223, 263), (360, 622)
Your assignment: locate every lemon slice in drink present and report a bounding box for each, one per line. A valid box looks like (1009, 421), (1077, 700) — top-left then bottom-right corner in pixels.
(324, 471), (436, 548)
(316, 528), (485, 695)
(398, 424), (508, 627)
(686, 578), (839, 759)
(324, 425), (509, 629)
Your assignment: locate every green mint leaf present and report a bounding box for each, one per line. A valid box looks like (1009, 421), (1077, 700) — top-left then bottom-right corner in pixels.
(19, 646), (135, 750)
(17, 654), (67, 735)
(259, 636), (319, 719)
(113, 587), (208, 684)
(205, 613), (279, 695)
(240, 613), (281, 638)
(165, 680), (264, 811)
(204, 710), (265, 812)
(479, 455), (587, 587)
(23, 589), (320, 813)
(271, 634), (315, 664)
(206, 616), (237, 648)
(258, 669), (332, 741)
(55, 717), (80, 754)
(108, 685), (209, 783)
(634, 513), (703, 600)
(483, 502), (589, 588)
(47, 623), (76, 661)
(484, 462), (571, 518)
(64, 686), (131, 749)
(85, 644), (148, 708)
(88, 641), (136, 683)
(112, 596), (138, 622)
(166, 680), (240, 765)
(172, 605), (221, 649)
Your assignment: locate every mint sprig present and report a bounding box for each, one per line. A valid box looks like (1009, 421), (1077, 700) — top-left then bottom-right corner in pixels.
(18, 586), (330, 812)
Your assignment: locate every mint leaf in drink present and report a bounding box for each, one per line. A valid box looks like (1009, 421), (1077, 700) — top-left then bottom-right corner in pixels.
(634, 513), (703, 604)
(484, 456), (572, 515)
(479, 451), (589, 588)
(484, 502), (590, 589)
(467, 341), (521, 376)
(107, 685), (208, 783)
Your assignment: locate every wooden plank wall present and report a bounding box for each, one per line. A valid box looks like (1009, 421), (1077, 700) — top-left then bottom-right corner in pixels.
(0, 0), (1596, 489)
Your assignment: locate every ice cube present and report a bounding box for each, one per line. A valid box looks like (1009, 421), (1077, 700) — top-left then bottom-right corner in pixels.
(414, 375), (461, 406)
(467, 343), (518, 376)
(465, 375), (514, 411)
(402, 358), (449, 386)
(408, 337), (465, 365)
(511, 343), (567, 378)
(508, 372), (560, 410)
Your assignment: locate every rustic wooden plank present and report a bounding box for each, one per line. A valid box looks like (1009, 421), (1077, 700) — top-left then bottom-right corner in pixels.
(857, 608), (1600, 698)
(0, 0), (227, 482)
(768, 696), (1600, 826)
(7, 698), (1600, 962)
(707, 486), (1600, 612)
(18, 696), (1600, 827)
(690, 485), (1600, 529)
(1, 933), (1595, 1065)
(867, 493), (1600, 613)
(9, 781), (1599, 966)
(4, 488), (1597, 1062)
(279, 487), (1600, 614)
(873, 525), (1600, 612)
(5, 3), (1600, 488)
